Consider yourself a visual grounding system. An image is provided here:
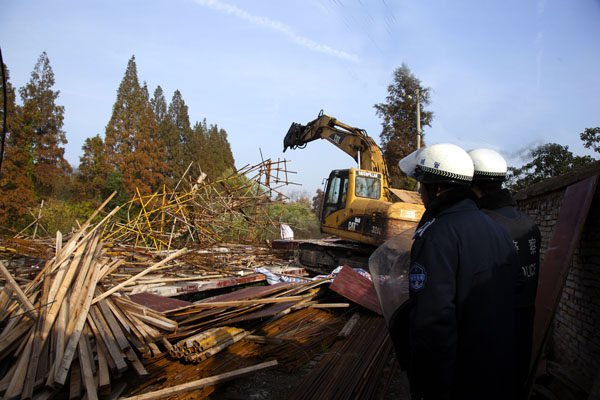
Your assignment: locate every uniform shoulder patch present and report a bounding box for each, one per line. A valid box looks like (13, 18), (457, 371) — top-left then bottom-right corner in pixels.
(409, 263), (427, 292)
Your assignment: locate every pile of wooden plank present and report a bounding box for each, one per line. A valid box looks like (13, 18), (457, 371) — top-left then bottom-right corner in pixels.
(0, 208), (188, 399)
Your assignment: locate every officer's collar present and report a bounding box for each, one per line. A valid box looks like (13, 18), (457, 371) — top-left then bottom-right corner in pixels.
(477, 188), (515, 210)
(417, 187), (478, 228)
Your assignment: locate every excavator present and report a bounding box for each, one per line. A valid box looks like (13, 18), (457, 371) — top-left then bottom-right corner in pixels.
(281, 110), (425, 273)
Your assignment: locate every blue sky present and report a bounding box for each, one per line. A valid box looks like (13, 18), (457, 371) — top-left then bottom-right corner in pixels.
(2, 0), (599, 197)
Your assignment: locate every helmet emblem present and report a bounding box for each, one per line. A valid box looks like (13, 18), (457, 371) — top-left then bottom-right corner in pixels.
(434, 161), (440, 169)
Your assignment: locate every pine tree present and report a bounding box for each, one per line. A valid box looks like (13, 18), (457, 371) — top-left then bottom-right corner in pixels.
(18, 52), (71, 199)
(105, 56), (166, 195)
(0, 64), (36, 228)
(205, 124), (235, 179)
(374, 63), (433, 188)
(167, 90), (192, 180)
(74, 134), (111, 203)
(151, 85), (174, 179)
(189, 119), (210, 179)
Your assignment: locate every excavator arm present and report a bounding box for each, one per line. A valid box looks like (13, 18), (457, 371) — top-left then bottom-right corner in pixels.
(283, 110), (390, 181)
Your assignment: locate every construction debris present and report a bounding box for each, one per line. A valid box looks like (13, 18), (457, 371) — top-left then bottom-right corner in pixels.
(0, 158), (410, 399)
(101, 159), (295, 251)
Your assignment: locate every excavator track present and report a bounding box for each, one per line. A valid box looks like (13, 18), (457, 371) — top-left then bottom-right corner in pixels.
(289, 239), (377, 275)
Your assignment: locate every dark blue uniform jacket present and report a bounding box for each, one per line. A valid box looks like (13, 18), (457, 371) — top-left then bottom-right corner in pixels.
(479, 188), (541, 397)
(391, 188), (518, 400)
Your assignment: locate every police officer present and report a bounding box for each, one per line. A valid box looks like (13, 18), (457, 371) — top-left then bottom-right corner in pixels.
(468, 148), (541, 399)
(392, 143), (518, 399)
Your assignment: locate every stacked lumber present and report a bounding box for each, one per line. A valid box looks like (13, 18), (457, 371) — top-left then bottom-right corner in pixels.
(0, 207), (187, 399)
(169, 326), (248, 363)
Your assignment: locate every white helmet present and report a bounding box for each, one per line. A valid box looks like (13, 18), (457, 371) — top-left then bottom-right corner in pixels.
(467, 148), (507, 183)
(399, 143), (474, 185)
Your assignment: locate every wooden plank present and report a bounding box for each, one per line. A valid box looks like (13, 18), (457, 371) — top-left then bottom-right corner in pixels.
(96, 340), (111, 395)
(0, 315), (34, 360)
(0, 260), (38, 320)
(125, 311), (177, 332)
(329, 266), (382, 315)
(124, 348), (148, 377)
(98, 259), (124, 281)
(86, 316), (118, 373)
(54, 262), (101, 386)
(104, 298), (150, 351)
(127, 313), (162, 342)
(68, 233), (104, 317)
(3, 331), (34, 400)
(78, 332), (98, 400)
(35, 274), (52, 383)
(89, 305), (128, 373)
(92, 247), (188, 304)
(0, 286), (12, 321)
(68, 359), (82, 400)
(22, 294), (47, 399)
(338, 312), (360, 338)
(39, 241), (88, 350)
(120, 360), (278, 400)
(97, 298), (131, 351)
(529, 176), (598, 387)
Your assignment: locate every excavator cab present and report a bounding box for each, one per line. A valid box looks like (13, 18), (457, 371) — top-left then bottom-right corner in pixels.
(321, 170), (349, 221)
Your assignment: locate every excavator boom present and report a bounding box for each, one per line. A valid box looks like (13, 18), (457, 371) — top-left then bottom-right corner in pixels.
(283, 110), (390, 187)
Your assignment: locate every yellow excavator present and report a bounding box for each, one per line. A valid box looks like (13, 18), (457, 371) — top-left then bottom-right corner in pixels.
(281, 110), (424, 273)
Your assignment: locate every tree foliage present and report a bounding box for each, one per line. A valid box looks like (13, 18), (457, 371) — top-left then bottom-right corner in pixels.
(0, 52), (239, 235)
(268, 200), (321, 239)
(506, 143), (594, 192)
(374, 63), (433, 189)
(73, 134), (111, 204)
(104, 56), (166, 195)
(311, 188), (324, 216)
(18, 52), (71, 199)
(0, 64), (37, 229)
(580, 127), (600, 155)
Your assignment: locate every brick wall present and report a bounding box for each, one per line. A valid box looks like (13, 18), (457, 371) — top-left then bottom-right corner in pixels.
(516, 180), (600, 383)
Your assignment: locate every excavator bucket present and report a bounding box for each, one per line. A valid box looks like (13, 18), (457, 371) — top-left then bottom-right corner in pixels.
(283, 122), (307, 152)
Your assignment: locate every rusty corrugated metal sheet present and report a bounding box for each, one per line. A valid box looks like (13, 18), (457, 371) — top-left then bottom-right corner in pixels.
(530, 175), (599, 380)
(128, 292), (193, 312)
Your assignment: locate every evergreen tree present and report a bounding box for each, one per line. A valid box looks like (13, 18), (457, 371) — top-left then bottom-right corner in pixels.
(374, 63), (433, 188)
(151, 85), (174, 179)
(74, 134), (111, 203)
(19, 52), (71, 199)
(205, 123), (235, 179)
(0, 64), (36, 228)
(167, 90), (192, 180)
(105, 56), (166, 195)
(189, 119), (210, 179)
